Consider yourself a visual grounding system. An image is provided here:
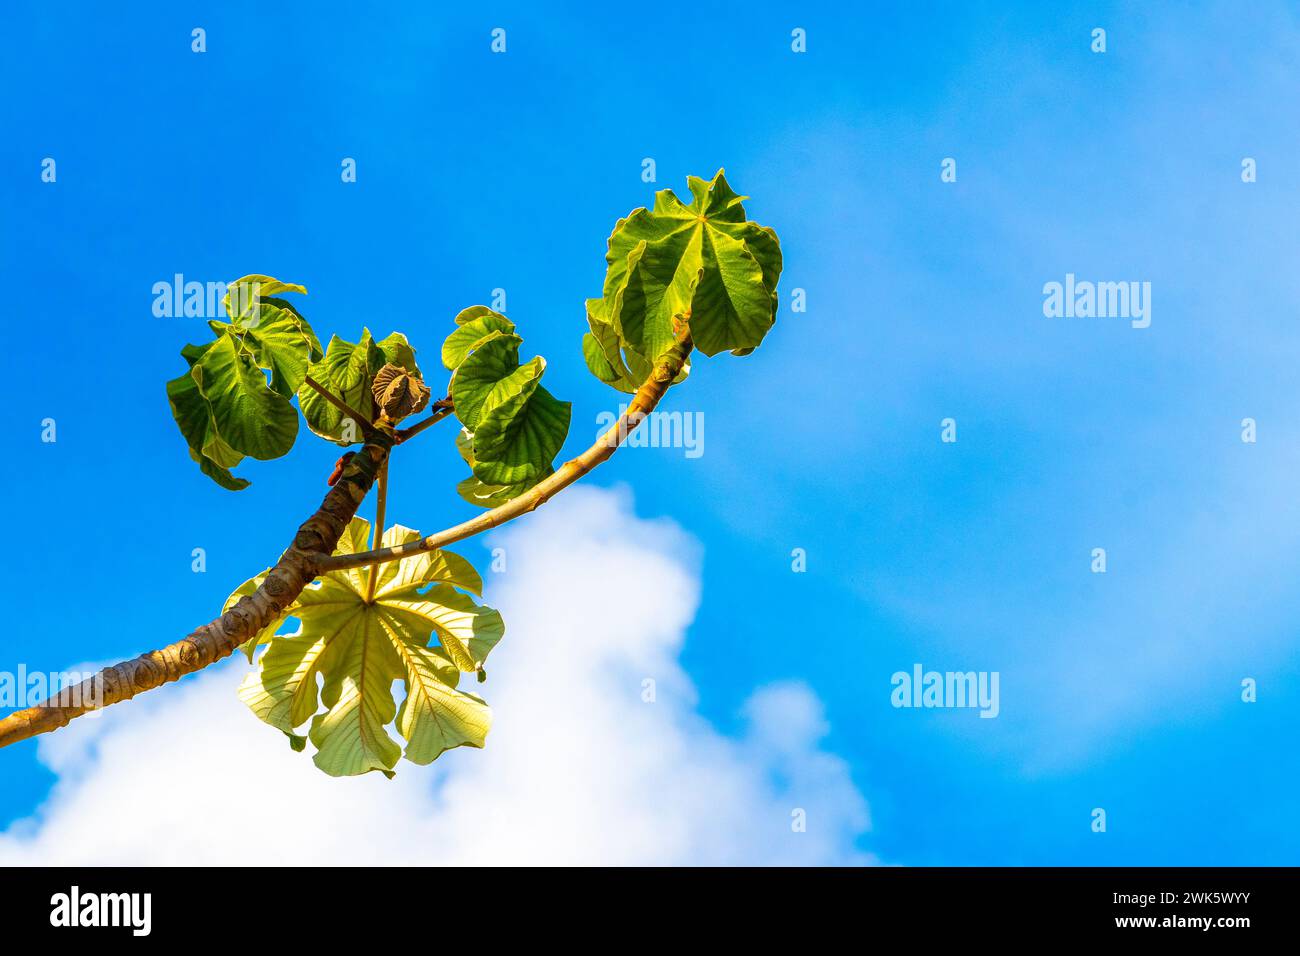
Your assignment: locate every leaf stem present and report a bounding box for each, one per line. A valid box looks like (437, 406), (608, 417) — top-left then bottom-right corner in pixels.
(364, 460), (388, 603)
(394, 399), (455, 444)
(316, 334), (693, 573)
(303, 374), (377, 436)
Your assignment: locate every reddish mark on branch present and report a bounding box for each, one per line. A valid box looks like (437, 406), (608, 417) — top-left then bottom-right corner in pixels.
(327, 452), (356, 486)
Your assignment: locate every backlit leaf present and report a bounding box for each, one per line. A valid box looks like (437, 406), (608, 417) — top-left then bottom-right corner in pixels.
(298, 329), (423, 444)
(443, 320), (571, 503)
(222, 274), (308, 321)
(449, 333), (528, 429)
(472, 379), (570, 487)
(235, 519), (499, 776)
(190, 334), (299, 460)
(588, 169), (782, 364)
(166, 275), (315, 488)
(298, 331), (380, 443)
(453, 428), (536, 508)
(442, 308), (515, 370)
(233, 297), (322, 397)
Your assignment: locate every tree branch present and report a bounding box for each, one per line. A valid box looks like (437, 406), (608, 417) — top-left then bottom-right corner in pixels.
(315, 334), (693, 574)
(0, 332), (690, 750)
(0, 428), (396, 750)
(303, 374), (377, 436)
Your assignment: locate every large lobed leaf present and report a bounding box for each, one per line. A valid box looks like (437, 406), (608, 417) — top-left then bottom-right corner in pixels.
(583, 169), (782, 388)
(233, 518), (502, 776)
(166, 276), (317, 489)
(442, 306), (571, 505)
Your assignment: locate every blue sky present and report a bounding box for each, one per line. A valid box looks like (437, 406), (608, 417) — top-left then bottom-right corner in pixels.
(2, 0), (1298, 864)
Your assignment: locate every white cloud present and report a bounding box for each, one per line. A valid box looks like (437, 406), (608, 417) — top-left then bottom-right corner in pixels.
(0, 486), (871, 866)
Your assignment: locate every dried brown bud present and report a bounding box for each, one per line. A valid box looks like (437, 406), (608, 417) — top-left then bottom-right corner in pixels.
(371, 364), (430, 422)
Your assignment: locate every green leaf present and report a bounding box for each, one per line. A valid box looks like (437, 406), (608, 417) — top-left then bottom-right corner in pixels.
(310, 615), (404, 775)
(190, 447), (249, 491)
(453, 428), (535, 508)
(472, 381), (570, 487)
(611, 230), (701, 363)
(392, 638), (489, 765)
(582, 297), (640, 394)
(236, 519), (499, 776)
(299, 331), (380, 444)
(383, 581), (503, 674)
(582, 332), (622, 388)
(222, 274), (308, 322)
(167, 338), (287, 489)
(453, 305), (499, 326)
(167, 356), (242, 471)
(375, 332), (419, 374)
(455, 476), (525, 508)
(442, 313), (570, 505)
(297, 330), (422, 445)
(189, 334), (299, 460)
(591, 169), (782, 362)
(236, 298), (322, 397)
(449, 333), (527, 429)
(166, 275), (316, 488)
(442, 308), (515, 370)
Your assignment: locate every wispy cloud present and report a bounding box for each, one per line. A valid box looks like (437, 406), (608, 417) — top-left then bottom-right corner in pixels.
(0, 487), (871, 865)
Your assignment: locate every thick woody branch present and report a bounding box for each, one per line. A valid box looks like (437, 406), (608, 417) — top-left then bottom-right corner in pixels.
(0, 429), (396, 750)
(315, 334), (694, 574)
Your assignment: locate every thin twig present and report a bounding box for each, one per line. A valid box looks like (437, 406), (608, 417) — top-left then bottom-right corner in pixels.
(394, 399), (455, 444)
